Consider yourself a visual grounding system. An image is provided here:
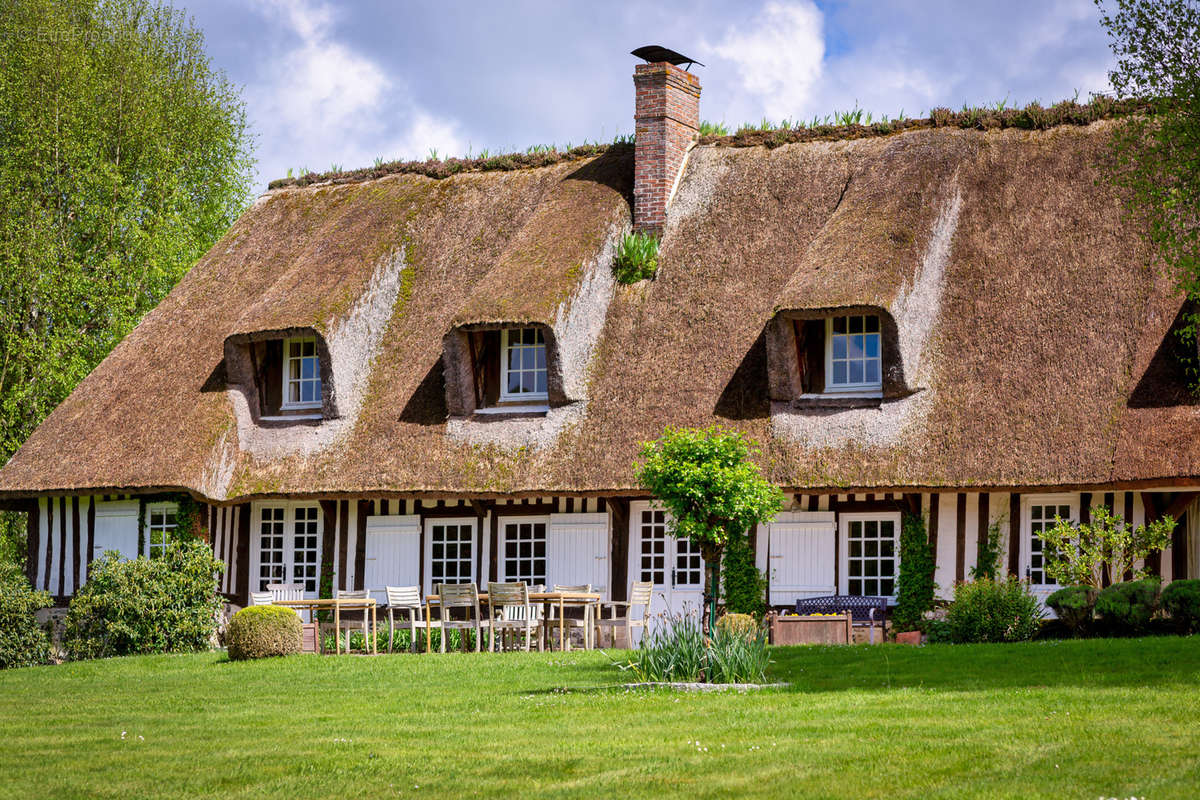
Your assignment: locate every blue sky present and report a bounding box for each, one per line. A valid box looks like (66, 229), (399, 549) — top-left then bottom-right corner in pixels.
(182, 0), (1117, 192)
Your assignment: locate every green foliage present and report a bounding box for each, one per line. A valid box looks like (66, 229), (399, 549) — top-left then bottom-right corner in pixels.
(63, 540), (224, 660)
(636, 426), (784, 628)
(720, 535), (766, 616)
(1161, 578), (1200, 632)
(226, 606), (302, 661)
(0, 561), (52, 668)
(969, 515), (1005, 581)
(621, 609), (769, 684)
(715, 613), (759, 638)
(698, 120), (730, 136)
(1045, 585), (1097, 636)
(1095, 577), (1161, 634)
(1039, 506), (1175, 587)
(1098, 0), (1200, 351)
(944, 577), (1043, 643)
(0, 0), (253, 561)
(892, 513), (935, 632)
(612, 231), (659, 283)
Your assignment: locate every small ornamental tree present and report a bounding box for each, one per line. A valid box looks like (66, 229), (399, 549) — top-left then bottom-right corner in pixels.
(635, 426), (784, 631)
(1039, 506), (1175, 588)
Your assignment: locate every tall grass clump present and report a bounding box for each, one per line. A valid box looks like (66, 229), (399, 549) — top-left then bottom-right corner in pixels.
(620, 608), (769, 684)
(613, 231), (659, 283)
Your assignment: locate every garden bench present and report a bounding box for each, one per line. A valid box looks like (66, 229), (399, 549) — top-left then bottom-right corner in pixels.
(794, 595), (889, 643)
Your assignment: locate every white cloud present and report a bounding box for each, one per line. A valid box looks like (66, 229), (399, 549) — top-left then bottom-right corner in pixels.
(708, 1), (825, 122)
(246, 0), (465, 186)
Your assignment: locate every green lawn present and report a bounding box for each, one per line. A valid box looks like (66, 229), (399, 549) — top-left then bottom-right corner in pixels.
(1, 637), (1198, 799)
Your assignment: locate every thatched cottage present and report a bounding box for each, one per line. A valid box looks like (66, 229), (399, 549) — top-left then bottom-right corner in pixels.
(3, 52), (1199, 616)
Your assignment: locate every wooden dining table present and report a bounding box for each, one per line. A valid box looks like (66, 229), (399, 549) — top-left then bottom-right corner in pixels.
(423, 590), (602, 653)
(273, 597), (378, 655)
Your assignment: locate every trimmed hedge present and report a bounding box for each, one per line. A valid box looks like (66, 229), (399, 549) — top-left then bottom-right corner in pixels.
(226, 606), (302, 661)
(1162, 579), (1200, 633)
(1095, 578), (1160, 635)
(1046, 585), (1096, 636)
(0, 562), (52, 669)
(64, 540), (224, 660)
(944, 577), (1043, 643)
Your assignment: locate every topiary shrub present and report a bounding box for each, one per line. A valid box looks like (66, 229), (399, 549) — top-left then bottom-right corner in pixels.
(715, 613), (758, 639)
(0, 562), (53, 669)
(721, 535), (766, 617)
(226, 606), (302, 661)
(63, 539), (224, 660)
(1046, 585), (1096, 637)
(1095, 578), (1161, 635)
(893, 513), (935, 632)
(1161, 579), (1200, 633)
(944, 577), (1043, 643)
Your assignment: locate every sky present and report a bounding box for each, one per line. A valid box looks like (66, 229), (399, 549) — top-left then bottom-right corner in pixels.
(181, 0), (1118, 193)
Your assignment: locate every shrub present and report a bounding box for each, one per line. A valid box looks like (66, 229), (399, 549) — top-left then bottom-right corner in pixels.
(1095, 578), (1161, 635)
(893, 513), (935, 632)
(622, 608), (769, 684)
(613, 232), (659, 283)
(0, 562), (52, 669)
(944, 577), (1043, 643)
(721, 536), (766, 617)
(1039, 506), (1174, 587)
(1161, 579), (1200, 633)
(1045, 585), (1096, 636)
(715, 613), (758, 638)
(63, 540), (224, 660)
(227, 606), (302, 660)
(969, 515), (1005, 581)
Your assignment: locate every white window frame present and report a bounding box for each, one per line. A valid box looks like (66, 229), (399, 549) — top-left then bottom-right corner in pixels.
(281, 336), (322, 410)
(499, 516), (549, 586)
(498, 328), (548, 404)
(1021, 493), (1078, 590)
(824, 314), (882, 394)
(249, 501), (323, 595)
(144, 501), (178, 558)
(838, 511), (901, 600)
(424, 517), (477, 593)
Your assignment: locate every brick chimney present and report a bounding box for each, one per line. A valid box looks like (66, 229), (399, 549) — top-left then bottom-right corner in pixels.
(633, 61), (701, 235)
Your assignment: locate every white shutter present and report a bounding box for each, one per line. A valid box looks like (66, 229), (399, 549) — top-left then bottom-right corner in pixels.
(768, 512), (836, 606)
(547, 513), (609, 593)
(363, 515), (421, 604)
(93, 501), (140, 561)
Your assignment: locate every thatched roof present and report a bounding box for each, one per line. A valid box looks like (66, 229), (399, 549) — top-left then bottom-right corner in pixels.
(3, 119), (1198, 501)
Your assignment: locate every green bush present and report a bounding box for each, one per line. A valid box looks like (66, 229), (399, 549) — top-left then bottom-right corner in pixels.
(612, 232), (659, 283)
(226, 606), (302, 660)
(63, 540), (224, 660)
(1161, 579), (1200, 633)
(0, 562), (52, 669)
(721, 536), (766, 616)
(1095, 578), (1161, 635)
(944, 577), (1043, 643)
(1046, 585), (1096, 636)
(893, 513), (935, 632)
(715, 613), (759, 638)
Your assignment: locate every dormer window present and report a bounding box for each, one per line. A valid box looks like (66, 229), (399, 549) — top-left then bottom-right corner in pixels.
(500, 328), (548, 403)
(283, 336), (321, 409)
(826, 315), (881, 392)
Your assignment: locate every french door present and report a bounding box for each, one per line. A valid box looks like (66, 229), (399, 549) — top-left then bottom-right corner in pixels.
(628, 502), (704, 623)
(252, 503), (322, 596)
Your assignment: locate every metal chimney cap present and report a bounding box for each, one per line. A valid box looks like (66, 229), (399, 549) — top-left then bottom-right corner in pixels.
(631, 46), (704, 70)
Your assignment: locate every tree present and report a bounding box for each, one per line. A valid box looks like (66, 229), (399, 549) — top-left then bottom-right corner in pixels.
(1097, 1), (1200, 343)
(0, 0), (253, 563)
(1039, 506), (1175, 588)
(892, 513), (935, 633)
(635, 426), (784, 631)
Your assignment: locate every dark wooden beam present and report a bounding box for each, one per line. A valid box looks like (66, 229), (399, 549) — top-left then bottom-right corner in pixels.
(955, 492), (967, 583)
(1007, 493), (1021, 576)
(609, 498), (630, 602)
(976, 492), (989, 571)
(25, 501), (38, 589)
(354, 500), (369, 590)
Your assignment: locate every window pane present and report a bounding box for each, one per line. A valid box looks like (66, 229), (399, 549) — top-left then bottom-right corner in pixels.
(847, 335), (864, 359)
(832, 362), (847, 384)
(833, 317), (846, 334)
(848, 361), (864, 384)
(535, 372), (547, 394)
(849, 315), (863, 334)
(866, 315), (879, 333)
(865, 334), (879, 358)
(865, 360), (880, 384)
(507, 373), (521, 394)
(535, 347), (546, 369)
(301, 358), (315, 379)
(832, 336), (847, 360)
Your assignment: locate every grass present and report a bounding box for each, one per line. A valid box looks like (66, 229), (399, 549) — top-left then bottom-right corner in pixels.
(0, 637), (1198, 798)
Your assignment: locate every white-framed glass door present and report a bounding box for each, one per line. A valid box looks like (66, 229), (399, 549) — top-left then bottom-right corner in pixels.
(1022, 493), (1078, 603)
(250, 502), (323, 596)
(628, 502), (704, 621)
(425, 517), (477, 593)
(499, 516), (549, 586)
(838, 512), (901, 600)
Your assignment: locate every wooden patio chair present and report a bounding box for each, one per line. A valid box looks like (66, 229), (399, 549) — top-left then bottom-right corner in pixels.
(549, 584), (594, 650)
(437, 582), (489, 653)
(248, 591), (274, 606)
(385, 585), (440, 653)
(487, 582), (541, 652)
(597, 581), (653, 648)
(334, 589), (371, 652)
(266, 582), (306, 621)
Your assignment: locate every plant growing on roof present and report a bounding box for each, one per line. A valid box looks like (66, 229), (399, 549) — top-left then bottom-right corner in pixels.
(613, 232), (659, 284)
(634, 426), (784, 632)
(1038, 506), (1175, 588)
